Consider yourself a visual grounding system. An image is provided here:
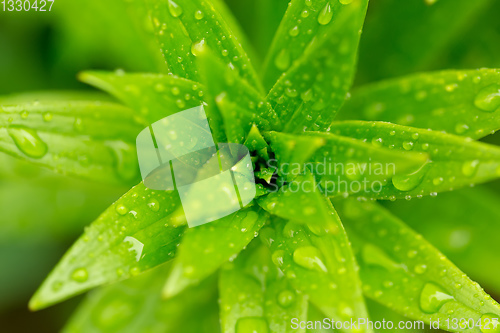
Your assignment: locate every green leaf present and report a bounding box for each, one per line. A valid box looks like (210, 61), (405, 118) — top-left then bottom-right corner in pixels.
(144, 0), (262, 91)
(219, 244), (308, 333)
(79, 71), (204, 123)
(258, 172), (339, 234)
(29, 184), (185, 310)
(63, 263), (220, 333)
(339, 69), (500, 139)
(383, 186), (500, 294)
(55, 0), (167, 73)
(265, 131), (428, 196)
(163, 206), (269, 298)
(335, 198), (500, 333)
(260, 209), (372, 332)
(265, 0), (368, 133)
(330, 121), (500, 199)
(357, 0), (493, 83)
(0, 97), (143, 185)
(196, 49), (281, 143)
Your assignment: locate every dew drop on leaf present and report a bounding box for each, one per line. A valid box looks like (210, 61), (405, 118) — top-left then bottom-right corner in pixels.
(272, 250), (285, 267)
(115, 204), (128, 215)
(402, 141), (414, 150)
(293, 246), (328, 272)
(147, 198), (160, 212)
(414, 264), (427, 274)
(191, 39), (206, 56)
(71, 268), (89, 283)
(194, 10), (204, 20)
(274, 49), (291, 71)
(462, 160), (480, 177)
(168, 0), (183, 18)
(277, 289), (295, 308)
(289, 25), (299, 37)
(419, 282), (454, 314)
(318, 2), (333, 26)
(236, 317), (269, 333)
(474, 84), (500, 112)
(7, 126), (48, 159)
(479, 313), (500, 333)
(392, 163), (429, 192)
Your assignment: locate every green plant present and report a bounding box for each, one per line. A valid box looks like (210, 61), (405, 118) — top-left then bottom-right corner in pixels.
(2, 0), (500, 332)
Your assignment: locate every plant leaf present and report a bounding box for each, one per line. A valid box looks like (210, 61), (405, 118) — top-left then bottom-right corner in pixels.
(163, 206), (269, 298)
(144, 0), (262, 92)
(62, 263), (219, 333)
(357, 0), (493, 83)
(339, 69), (500, 139)
(196, 49), (281, 142)
(79, 71), (204, 123)
(29, 184), (185, 310)
(219, 244), (308, 333)
(330, 121), (500, 199)
(257, 172), (339, 234)
(335, 198), (500, 333)
(265, 0), (368, 133)
(260, 208), (372, 332)
(56, 0), (167, 73)
(383, 186), (500, 294)
(0, 97), (143, 185)
(265, 131), (428, 196)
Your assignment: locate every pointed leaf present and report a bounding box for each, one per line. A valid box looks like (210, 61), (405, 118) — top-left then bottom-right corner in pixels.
(260, 206), (372, 332)
(0, 97), (143, 185)
(196, 49), (281, 142)
(79, 71), (204, 123)
(336, 199), (500, 333)
(340, 69), (500, 139)
(144, 0), (262, 91)
(29, 184), (185, 310)
(330, 121), (500, 199)
(384, 187), (500, 294)
(265, 0), (368, 132)
(63, 263), (219, 333)
(219, 244), (308, 333)
(163, 206), (269, 298)
(265, 131), (429, 197)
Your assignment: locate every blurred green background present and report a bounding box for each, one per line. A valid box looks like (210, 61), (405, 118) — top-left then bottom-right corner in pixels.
(1, 0), (500, 331)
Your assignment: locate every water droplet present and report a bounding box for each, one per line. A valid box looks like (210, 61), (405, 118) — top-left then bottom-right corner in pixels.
(43, 112), (53, 122)
(289, 26), (299, 37)
(293, 246), (328, 272)
(191, 39), (206, 56)
(275, 49), (290, 71)
(236, 317), (269, 333)
(272, 250), (285, 267)
(277, 290), (295, 308)
(318, 2), (333, 25)
(474, 84), (500, 112)
(392, 163), (429, 192)
(462, 160), (480, 177)
(419, 283), (454, 314)
(168, 0), (183, 17)
(403, 141), (414, 150)
(147, 199), (160, 212)
(414, 264), (427, 274)
(455, 123), (469, 134)
(71, 268), (89, 283)
(479, 314), (500, 332)
(8, 126), (48, 158)
(116, 204), (128, 215)
(194, 10), (204, 20)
